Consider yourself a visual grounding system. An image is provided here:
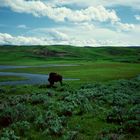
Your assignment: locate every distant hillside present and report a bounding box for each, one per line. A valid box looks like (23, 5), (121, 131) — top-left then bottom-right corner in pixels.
(0, 45), (140, 65)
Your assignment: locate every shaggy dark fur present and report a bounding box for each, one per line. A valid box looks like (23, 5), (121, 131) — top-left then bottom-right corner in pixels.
(48, 72), (63, 87)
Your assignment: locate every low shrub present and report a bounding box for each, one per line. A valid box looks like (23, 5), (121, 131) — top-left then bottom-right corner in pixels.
(0, 128), (20, 140)
(11, 121), (30, 136)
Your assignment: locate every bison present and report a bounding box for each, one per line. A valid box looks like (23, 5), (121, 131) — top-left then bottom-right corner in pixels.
(48, 72), (63, 87)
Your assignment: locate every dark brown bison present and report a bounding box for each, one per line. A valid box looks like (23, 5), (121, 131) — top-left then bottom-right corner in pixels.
(48, 72), (63, 87)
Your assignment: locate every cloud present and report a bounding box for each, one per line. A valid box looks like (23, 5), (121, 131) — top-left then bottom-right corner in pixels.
(0, 32), (100, 46)
(135, 15), (140, 21)
(53, 0), (140, 10)
(0, 30), (69, 46)
(0, 22), (139, 46)
(0, 1), (138, 46)
(25, 28), (69, 41)
(116, 22), (135, 31)
(0, 0), (135, 33)
(0, 33), (47, 45)
(0, 0), (119, 23)
(17, 24), (27, 29)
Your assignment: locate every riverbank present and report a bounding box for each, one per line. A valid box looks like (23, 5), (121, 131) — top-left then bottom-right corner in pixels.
(0, 61), (139, 87)
(0, 75), (27, 82)
(0, 65), (80, 86)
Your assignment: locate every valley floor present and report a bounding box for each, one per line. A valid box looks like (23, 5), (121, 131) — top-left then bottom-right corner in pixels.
(0, 61), (140, 87)
(0, 46), (140, 139)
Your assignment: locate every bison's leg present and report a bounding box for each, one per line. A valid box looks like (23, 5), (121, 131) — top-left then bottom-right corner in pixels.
(48, 78), (54, 87)
(50, 81), (54, 87)
(48, 82), (54, 88)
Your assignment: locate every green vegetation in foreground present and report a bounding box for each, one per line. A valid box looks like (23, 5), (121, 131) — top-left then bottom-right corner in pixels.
(0, 45), (140, 65)
(1, 61), (140, 86)
(0, 76), (27, 82)
(0, 77), (140, 139)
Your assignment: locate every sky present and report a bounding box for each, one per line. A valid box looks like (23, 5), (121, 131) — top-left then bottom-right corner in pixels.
(0, 0), (140, 46)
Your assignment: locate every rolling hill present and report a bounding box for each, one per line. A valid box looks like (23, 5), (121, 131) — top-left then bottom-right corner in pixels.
(0, 45), (140, 65)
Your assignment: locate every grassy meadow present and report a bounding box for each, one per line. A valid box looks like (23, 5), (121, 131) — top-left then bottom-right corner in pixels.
(0, 75), (27, 82)
(1, 61), (140, 87)
(0, 45), (140, 140)
(0, 45), (140, 86)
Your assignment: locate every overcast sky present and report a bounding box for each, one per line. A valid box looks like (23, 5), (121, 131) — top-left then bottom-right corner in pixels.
(0, 0), (140, 46)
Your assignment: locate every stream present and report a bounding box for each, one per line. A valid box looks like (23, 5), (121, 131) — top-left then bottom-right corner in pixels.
(0, 65), (79, 86)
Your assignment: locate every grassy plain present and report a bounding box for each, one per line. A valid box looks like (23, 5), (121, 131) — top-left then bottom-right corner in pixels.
(0, 75), (27, 82)
(0, 45), (140, 86)
(0, 78), (140, 140)
(0, 45), (140, 139)
(1, 61), (140, 87)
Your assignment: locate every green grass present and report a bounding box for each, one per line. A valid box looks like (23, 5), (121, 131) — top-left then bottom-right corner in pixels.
(0, 45), (140, 139)
(1, 61), (140, 87)
(67, 114), (115, 140)
(0, 75), (27, 82)
(0, 78), (139, 140)
(0, 45), (140, 87)
(0, 45), (140, 65)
